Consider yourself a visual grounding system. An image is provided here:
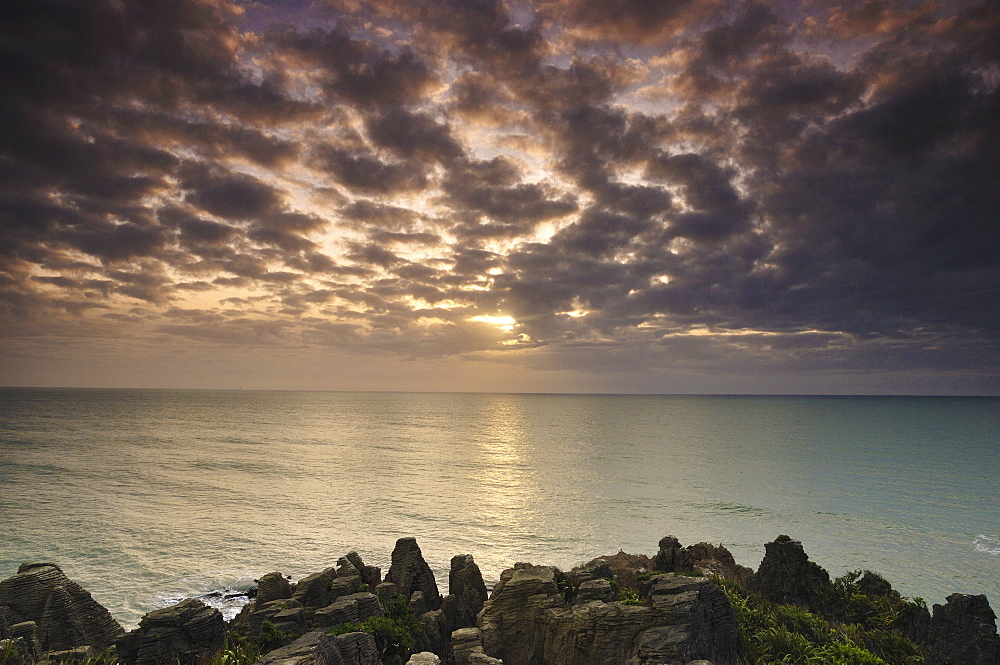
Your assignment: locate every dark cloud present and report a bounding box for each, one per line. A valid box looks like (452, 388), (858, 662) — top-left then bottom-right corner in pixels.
(0, 0), (996, 392)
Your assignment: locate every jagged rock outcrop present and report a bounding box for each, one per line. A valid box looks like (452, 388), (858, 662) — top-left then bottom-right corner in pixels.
(313, 593), (382, 628)
(750, 537), (830, 612)
(451, 627), (496, 665)
(292, 568), (338, 608)
(653, 537), (694, 574)
(257, 573), (295, 606)
(479, 565), (565, 665)
(447, 555), (488, 631)
(343, 552), (382, 591)
(686, 544), (753, 585)
(388, 538), (441, 610)
(0, 563), (124, 652)
(478, 563), (741, 665)
(116, 598), (224, 665)
(926, 593), (1000, 665)
(252, 630), (381, 665)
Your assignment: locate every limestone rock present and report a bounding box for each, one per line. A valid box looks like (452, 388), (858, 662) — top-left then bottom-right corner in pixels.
(257, 631), (325, 665)
(568, 559), (612, 585)
(0, 563), (124, 652)
(320, 631), (381, 665)
(313, 593), (382, 629)
(345, 552), (382, 590)
(415, 608), (448, 656)
(257, 573), (295, 605)
(653, 537), (693, 574)
(636, 575), (743, 665)
(292, 568), (338, 608)
(387, 538), (441, 610)
(451, 628), (487, 665)
(406, 653), (442, 665)
(448, 555), (488, 630)
(478, 566), (565, 665)
(686, 544), (753, 585)
(575, 579), (616, 603)
(116, 598), (224, 665)
(468, 654), (504, 665)
(750, 538), (830, 612)
(329, 577), (362, 603)
(926, 593), (1000, 665)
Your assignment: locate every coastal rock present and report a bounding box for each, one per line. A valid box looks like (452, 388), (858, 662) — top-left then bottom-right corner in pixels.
(0, 563), (124, 652)
(926, 593), (1000, 665)
(415, 608), (449, 656)
(345, 552), (382, 590)
(568, 559), (612, 585)
(116, 598), (224, 665)
(254, 630), (381, 665)
(750, 537), (830, 612)
(653, 537), (694, 574)
(478, 566), (565, 665)
(257, 573), (295, 606)
(387, 538), (441, 610)
(451, 628), (488, 665)
(448, 555), (488, 630)
(575, 580), (616, 604)
(292, 568), (338, 608)
(537, 574), (741, 665)
(9, 621), (43, 662)
(313, 593), (382, 629)
(686, 544), (753, 585)
(329, 577), (362, 603)
(405, 654), (441, 665)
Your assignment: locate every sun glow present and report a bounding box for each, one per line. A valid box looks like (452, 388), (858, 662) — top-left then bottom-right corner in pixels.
(471, 314), (518, 331)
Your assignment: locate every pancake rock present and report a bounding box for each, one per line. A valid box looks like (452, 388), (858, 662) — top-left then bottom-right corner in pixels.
(0, 563), (124, 653)
(926, 593), (1000, 665)
(116, 598), (224, 665)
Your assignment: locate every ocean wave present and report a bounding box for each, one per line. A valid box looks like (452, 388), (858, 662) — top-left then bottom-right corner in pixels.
(973, 534), (1000, 555)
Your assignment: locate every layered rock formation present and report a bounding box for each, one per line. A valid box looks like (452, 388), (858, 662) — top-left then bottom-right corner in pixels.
(115, 599), (224, 665)
(3, 534), (1000, 665)
(0, 563), (124, 652)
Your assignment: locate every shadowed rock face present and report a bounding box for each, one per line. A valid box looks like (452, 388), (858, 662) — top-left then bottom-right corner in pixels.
(388, 537), (441, 610)
(750, 539), (830, 612)
(478, 565), (742, 665)
(115, 598), (225, 665)
(0, 563), (124, 652)
(926, 593), (1000, 665)
(448, 554), (488, 630)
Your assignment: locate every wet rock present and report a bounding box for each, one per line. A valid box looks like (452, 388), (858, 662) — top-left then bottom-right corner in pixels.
(448, 555), (488, 630)
(116, 598), (224, 665)
(750, 537), (830, 612)
(0, 563), (124, 652)
(926, 593), (1000, 665)
(257, 573), (295, 606)
(388, 538), (441, 610)
(653, 537), (694, 574)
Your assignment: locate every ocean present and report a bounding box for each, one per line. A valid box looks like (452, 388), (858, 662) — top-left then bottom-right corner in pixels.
(0, 388), (997, 629)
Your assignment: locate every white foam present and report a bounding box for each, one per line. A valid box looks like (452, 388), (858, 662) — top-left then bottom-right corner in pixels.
(973, 534), (1000, 555)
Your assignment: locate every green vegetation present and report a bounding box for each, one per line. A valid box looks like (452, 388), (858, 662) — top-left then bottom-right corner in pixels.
(616, 586), (642, 604)
(775, 534), (794, 543)
(258, 620), (296, 652)
(712, 572), (926, 665)
(206, 639), (261, 665)
(328, 596), (421, 659)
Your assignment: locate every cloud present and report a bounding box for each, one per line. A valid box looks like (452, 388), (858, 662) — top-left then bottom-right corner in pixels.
(0, 0), (997, 393)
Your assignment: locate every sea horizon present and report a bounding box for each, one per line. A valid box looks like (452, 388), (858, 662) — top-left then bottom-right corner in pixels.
(2, 388), (998, 628)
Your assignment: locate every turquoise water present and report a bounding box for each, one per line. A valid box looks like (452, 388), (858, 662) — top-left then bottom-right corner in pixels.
(0, 389), (997, 628)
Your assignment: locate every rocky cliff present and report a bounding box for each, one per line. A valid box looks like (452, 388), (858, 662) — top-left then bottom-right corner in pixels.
(2, 536), (998, 665)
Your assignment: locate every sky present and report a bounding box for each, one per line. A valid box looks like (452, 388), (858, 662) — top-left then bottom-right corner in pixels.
(1, 0), (998, 394)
